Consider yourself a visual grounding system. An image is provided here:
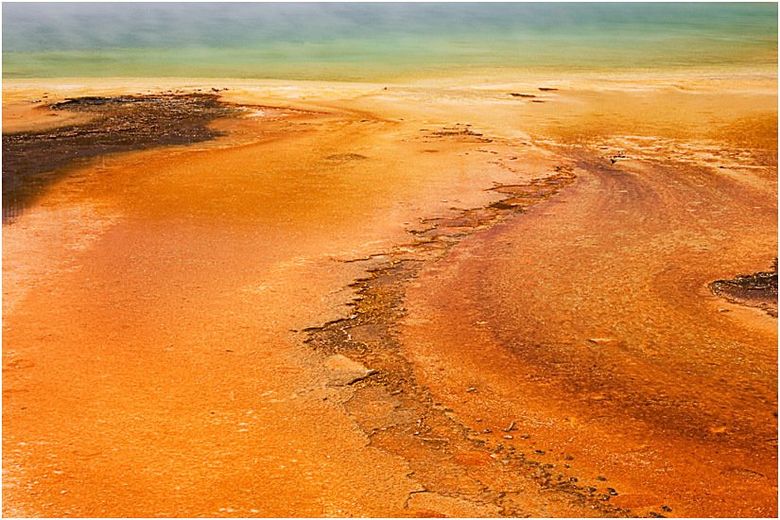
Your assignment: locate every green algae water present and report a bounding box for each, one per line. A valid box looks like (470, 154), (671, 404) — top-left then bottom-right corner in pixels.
(3, 3), (777, 81)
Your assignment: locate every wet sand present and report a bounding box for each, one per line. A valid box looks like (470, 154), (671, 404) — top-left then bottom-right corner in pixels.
(3, 72), (777, 517)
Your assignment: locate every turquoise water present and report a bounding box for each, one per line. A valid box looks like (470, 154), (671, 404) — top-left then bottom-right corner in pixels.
(3, 3), (777, 81)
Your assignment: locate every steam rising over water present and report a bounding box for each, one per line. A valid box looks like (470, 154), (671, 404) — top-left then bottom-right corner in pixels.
(3, 3), (777, 80)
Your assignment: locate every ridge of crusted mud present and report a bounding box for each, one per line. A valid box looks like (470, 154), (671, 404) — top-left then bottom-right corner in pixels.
(2, 93), (236, 222)
(710, 259), (778, 317)
(303, 164), (653, 517)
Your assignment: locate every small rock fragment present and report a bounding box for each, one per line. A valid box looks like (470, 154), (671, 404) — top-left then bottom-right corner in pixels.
(324, 354), (376, 386)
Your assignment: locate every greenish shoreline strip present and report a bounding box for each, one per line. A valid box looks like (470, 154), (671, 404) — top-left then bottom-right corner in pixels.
(3, 3), (777, 81)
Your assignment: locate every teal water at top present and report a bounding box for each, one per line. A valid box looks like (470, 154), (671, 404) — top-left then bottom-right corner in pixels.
(3, 3), (777, 81)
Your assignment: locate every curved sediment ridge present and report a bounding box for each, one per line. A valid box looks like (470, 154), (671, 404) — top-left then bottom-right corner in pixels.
(303, 166), (609, 518)
(305, 126), (777, 516)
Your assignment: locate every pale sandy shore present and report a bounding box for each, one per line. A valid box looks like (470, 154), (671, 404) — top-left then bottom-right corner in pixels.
(2, 71), (777, 517)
